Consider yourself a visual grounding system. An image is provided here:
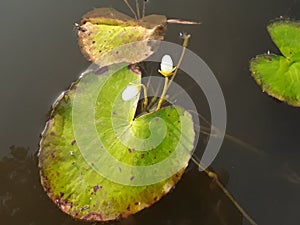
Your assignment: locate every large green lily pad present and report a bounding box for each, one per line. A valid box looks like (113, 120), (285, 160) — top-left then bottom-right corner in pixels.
(250, 20), (300, 106)
(38, 64), (195, 221)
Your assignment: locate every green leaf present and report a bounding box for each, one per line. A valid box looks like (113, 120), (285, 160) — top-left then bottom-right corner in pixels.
(268, 20), (300, 58)
(250, 54), (300, 106)
(38, 64), (195, 221)
(250, 20), (300, 106)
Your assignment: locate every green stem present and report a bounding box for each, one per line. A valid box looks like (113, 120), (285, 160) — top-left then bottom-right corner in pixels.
(156, 34), (191, 111)
(166, 34), (191, 91)
(140, 84), (148, 108)
(156, 76), (169, 110)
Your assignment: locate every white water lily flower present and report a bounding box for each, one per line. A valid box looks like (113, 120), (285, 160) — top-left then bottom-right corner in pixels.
(159, 55), (176, 77)
(122, 85), (140, 101)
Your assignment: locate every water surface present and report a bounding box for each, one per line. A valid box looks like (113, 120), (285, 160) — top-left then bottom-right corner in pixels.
(0, 0), (299, 224)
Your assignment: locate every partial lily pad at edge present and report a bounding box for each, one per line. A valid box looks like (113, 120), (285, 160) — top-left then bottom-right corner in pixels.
(250, 53), (300, 106)
(38, 64), (195, 221)
(250, 20), (300, 107)
(268, 20), (300, 58)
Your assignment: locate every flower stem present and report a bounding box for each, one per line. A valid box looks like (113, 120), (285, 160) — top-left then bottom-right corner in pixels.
(156, 76), (169, 110)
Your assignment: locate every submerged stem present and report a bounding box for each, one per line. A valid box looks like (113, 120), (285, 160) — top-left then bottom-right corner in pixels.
(191, 156), (258, 225)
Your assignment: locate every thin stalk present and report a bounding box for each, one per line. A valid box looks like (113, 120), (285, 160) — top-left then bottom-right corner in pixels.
(123, 0), (138, 20)
(148, 79), (162, 111)
(135, 0), (141, 19)
(156, 34), (190, 111)
(167, 19), (201, 25)
(166, 34), (191, 91)
(140, 84), (148, 108)
(142, 0), (147, 17)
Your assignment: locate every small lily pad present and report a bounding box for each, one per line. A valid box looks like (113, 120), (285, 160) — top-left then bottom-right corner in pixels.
(77, 8), (167, 65)
(250, 20), (300, 106)
(38, 64), (195, 221)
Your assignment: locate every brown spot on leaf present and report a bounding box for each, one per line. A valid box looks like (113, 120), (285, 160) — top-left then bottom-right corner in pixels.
(95, 66), (108, 75)
(80, 205), (90, 211)
(45, 120), (51, 129)
(71, 140), (76, 145)
(116, 214), (122, 220)
(128, 64), (141, 75)
(60, 202), (73, 213)
(93, 185), (99, 192)
(82, 212), (103, 221)
(78, 27), (87, 32)
(93, 185), (102, 193)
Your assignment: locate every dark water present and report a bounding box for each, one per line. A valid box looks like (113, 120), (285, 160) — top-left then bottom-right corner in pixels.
(0, 0), (299, 224)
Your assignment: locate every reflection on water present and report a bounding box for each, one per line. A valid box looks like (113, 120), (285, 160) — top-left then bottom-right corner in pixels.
(281, 163), (300, 185)
(0, 146), (242, 225)
(0, 146), (68, 225)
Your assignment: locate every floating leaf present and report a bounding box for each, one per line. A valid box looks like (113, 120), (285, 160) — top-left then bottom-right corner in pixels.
(268, 20), (300, 58)
(77, 8), (167, 65)
(38, 64), (195, 221)
(250, 20), (300, 106)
